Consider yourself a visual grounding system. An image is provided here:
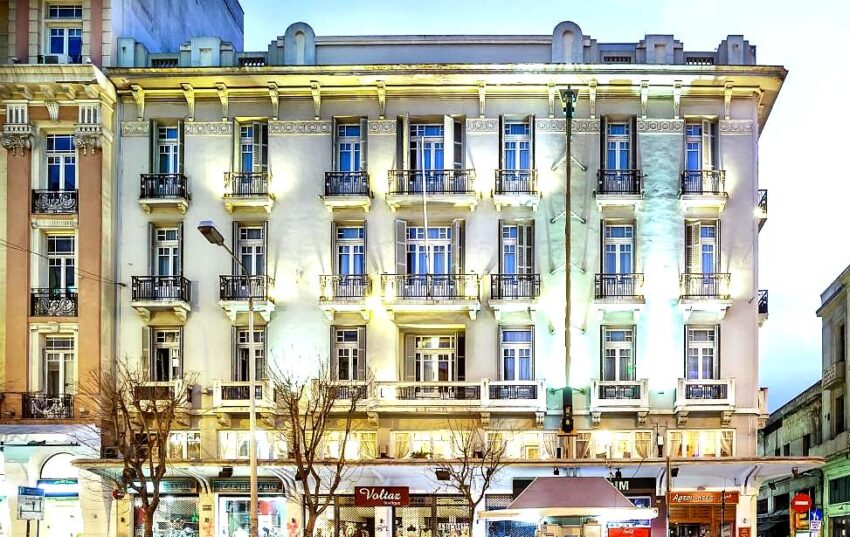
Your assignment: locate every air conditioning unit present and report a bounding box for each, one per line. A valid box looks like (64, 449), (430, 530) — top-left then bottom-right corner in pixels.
(40, 54), (71, 64)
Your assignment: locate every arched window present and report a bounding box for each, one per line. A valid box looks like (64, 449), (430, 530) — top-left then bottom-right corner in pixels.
(40, 452), (77, 479)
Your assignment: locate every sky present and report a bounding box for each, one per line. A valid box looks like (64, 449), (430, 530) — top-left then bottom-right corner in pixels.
(242, 0), (850, 410)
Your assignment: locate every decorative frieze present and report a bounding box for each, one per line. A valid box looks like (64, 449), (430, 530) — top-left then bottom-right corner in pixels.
(719, 119), (753, 135)
(1, 123), (34, 154)
(269, 120), (332, 135)
(184, 121), (233, 136)
(534, 118), (600, 134)
(637, 119), (684, 134)
(573, 119), (600, 133)
(121, 120), (150, 137)
(465, 118), (498, 134)
(367, 119), (396, 135)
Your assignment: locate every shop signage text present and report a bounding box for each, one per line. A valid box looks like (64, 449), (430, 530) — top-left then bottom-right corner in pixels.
(36, 478), (79, 498)
(212, 479), (283, 493)
(355, 486), (410, 507)
(668, 491), (739, 505)
(609, 528), (651, 537)
(610, 478), (656, 493)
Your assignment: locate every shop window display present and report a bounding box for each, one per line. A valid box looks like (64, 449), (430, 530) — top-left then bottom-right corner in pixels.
(133, 496), (198, 537)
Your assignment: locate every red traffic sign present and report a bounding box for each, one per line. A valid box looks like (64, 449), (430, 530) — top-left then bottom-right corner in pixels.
(791, 493), (813, 513)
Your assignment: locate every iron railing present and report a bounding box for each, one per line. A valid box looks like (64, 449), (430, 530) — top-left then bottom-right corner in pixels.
(494, 169), (538, 194)
(388, 169), (475, 195)
(224, 171), (271, 197)
(598, 383), (642, 400)
(758, 289), (768, 315)
(381, 274), (479, 300)
(597, 169), (642, 195)
(488, 383), (538, 400)
(333, 383), (369, 400)
(140, 173), (189, 200)
(684, 382), (728, 400)
(221, 383), (265, 401)
(133, 384), (177, 401)
(320, 275), (371, 301)
(131, 276), (192, 302)
(324, 171), (370, 196)
(396, 384), (481, 400)
(31, 190), (78, 214)
(22, 393), (73, 419)
(31, 288), (78, 316)
(594, 274), (644, 300)
(680, 273), (731, 299)
(219, 275), (273, 301)
(490, 274), (540, 299)
(681, 169), (726, 195)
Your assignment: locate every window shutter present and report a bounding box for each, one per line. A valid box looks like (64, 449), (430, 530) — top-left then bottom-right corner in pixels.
(496, 327), (503, 381)
(362, 220), (368, 274)
(529, 114), (536, 169)
(177, 326), (184, 378)
(262, 220), (269, 277)
(443, 115), (454, 170)
(177, 222), (184, 276)
(329, 326), (338, 380)
(451, 218), (465, 274)
(629, 116), (638, 170)
(359, 117), (369, 172)
(599, 326), (604, 380)
(599, 115), (607, 172)
(330, 221), (338, 274)
(498, 114), (505, 170)
(148, 223), (156, 275)
(396, 115), (410, 170)
(715, 325), (721, 379)
(149, 120), (158, 173)
(261, 122), (269, 172)
(520, 221), (534, 274)
(141, 327), (151, 380)
(710, 121), (719, 169)
(331, 117), (339, 171)
(497, 219), (504, 273)
(177, 119), (184, 174)
(231, 222), (239, 275)
(357, 326), (367, 381)
(702, 119), (713, 170)
(685, 221), (700, 273)
(454, 118), (464, 169)
(404, 334), (416, 381)
(395, 219), (407, 275)
(530, 327), (536, 379)
(231, 326), (238, 380)
(683, 325), (688, 379)
(600, 220), (606, 273)
(456, 332), (466, 381)
(261, 325), (268, 379)
(232, 118), (240, 172)
(630, 324), (637, 381)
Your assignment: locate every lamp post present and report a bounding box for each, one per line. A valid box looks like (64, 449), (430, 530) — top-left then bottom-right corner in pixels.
(198, 220), (259, 537)
(558, 87), (577, 387)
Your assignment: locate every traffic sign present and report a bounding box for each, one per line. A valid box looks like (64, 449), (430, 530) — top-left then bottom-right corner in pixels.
(811, 508), (823, 532)
(17, 486), (44, 521)
(791, 493), (813, 513)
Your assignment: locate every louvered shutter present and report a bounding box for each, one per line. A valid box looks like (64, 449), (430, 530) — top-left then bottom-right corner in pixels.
(454, 118), (464, 169)
(232, 118), (240, 172)
(362, 221), (368, 275)
(149, 120), (158, 173)
(715, 219), (721, 269)
(630, 324), (637, 381)
(231, 222), (240, 275)
(498, 115), (505, 170)
(529, 114), (536, 169)
(599, 116), (608, 173)
(331, 117), (339, 171)
(519, 221), (534, 274)
(177, 222), (184, 276)
(259, 122), (269, 172)
(404, 334), (416, 381)
(685, 221), (700, 273)
(177, 326), (184, 378)
(396, 115), (409, 170)
(715, 325), (721, 379)
(177, 119), (184, 174)
(530, 327), (536, 379)
(329, 326), (338, 380)
(497, 219), (504, 273)
(231, 326), (239, 380)
(359, 117), (369, 172)
(141, 327), (151, 380)
(451, 219), (465, 274)
(330, 221), (338, 274)
(443, 115), (454, 170)
(456, 332), (466, 381)
(629, 116), (638, 170)
(262, 220), (269, 277)
(395, 219), (407, 275)
(356, 326), (367, 381)
(600, 220), (606, 273)
(702, 119), (713, 170)
(599, 326), (605, 380)
(147, 223), (156, 275)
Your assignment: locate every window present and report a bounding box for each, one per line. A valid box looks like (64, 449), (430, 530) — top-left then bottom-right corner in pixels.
(685, 221), (719, 274)
(336, 124), (361, 172)
(403, 333), (465, 382)
(43, 335), (75, 396)
(668, 429), (735, 458)
(606, 122), (630, 170)
(410, 124), (445, 171)
(156, 125), (181, 174)
(831, 476), (850, 505)
(233, 328), (265, 381)
(837, 395), (846, 435)
(757, 498), (768, 515)
(331, 327), (365, 381)
(48, 5), (82, 18)
(685, 121), (717, 171)
(503, 121), (531, 170)
(500, 222), (534, 275)
(46, 135), (76, 191)
(783, 444), (790, 456)
(406, 226), (452, 275)
(602, 327), (635, 381)
(237, 225), (265, 276)
(219, 431), (285, 460)
(47, 235), (75, 290)
(491, 431), (544, 460)
(167, 431), (201, 460)
(335, 225), (365, 276)
(803, 434), (811, 456)
(48, 27), (82, 62)
(151, 328), (181, 381)
(774, 493), (790, 511)
(239, 122), (268, 173)
(324, 430), (376, 460)
(686, 326), (719, 380)
(602, 223), (634, 274)
(500, 328), (533, 381)
(575, 430), (652, 459)
(838, 323), (846, 364)
(152, 227), (181, 277)
(392, 431), (454, 459)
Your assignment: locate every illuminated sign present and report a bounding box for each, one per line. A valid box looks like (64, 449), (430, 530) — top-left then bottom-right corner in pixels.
(212, 480), (283, 494)
(36, 479), (79, 498)
(355, 486), (409, 507)
(668, 491), (739, 505)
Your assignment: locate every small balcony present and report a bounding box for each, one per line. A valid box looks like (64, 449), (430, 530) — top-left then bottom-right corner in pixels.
(211, 379), (276, 414)
(319, 274), (371, 320)
(31, 190), (78, 215)
(823, 361), (846, 389)
(380, 273), (481, 319)
(386, 169), (478, 211)
(595, 169), (642, 210)
(21, 393), (73, 419)
(322, 171), (371, 211)
(489, 274), (540, 320)
(131, 276), (192, 322)
(139, 173), (190, 213)
(594, 274), (644, 314)
(493, 169), (540, 210)
(679, 273), (732, 320)
(680, 170), (728, 212)
(218, 274), (275, 322)
(674, 378), (736, 424)
(133, 380), (195, 410)
(223, 171), (274, 213)
(589, 379), (650, 425)
(30, 288), (77, 317)
(758, 289), (768, 325)
(757, 189), (768, 231)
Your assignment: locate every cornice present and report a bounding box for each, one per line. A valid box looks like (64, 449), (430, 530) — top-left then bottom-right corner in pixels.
(268, 120), (332, 135)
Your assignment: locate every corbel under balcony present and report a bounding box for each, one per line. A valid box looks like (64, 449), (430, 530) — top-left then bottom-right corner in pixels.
(131, 276), (192, 322)
(488, 274), (540, 321)
(318, 275), (371, 321)
(321, 171), (372, 212)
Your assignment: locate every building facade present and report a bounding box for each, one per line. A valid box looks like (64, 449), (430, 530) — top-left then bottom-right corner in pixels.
(87, 20), (798, 537)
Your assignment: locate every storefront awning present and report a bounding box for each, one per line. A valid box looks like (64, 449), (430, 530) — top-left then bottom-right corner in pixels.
(479, 477), (658, 522)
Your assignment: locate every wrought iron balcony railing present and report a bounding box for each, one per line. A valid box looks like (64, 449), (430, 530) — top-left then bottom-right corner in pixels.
(22, 393), (73, 419)
(680, 273), (731, 299)
(758, 289), (768, 315)
(131, 276), (192, 302)
(395, 383), (481, 401)
(219, 274), (273, 301)
(31, 190), (78, 214)
(681, 169), (726, 195)
(490, 274), (540, 299)
(597, 169), (643, 195)
(140, 173), (189, 200)
(224, 171), (270, 197)
(494, 169), (538, 194)
(388, 169), (475, 195)
(684, 381), (728, 400)
(381, 274), (479, 300)
(332, 383), (369, 400)
(31, 288), (78, 316)
(488, 382), (538, 400)
(597, 381), (642, 400)
(594, 273), (644, 300)
(324, 171), (370, 196)
(320, 274), (371, 301)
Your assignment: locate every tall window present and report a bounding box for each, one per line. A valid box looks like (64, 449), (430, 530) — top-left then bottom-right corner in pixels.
(668, 429), (734, 458)
(602, 223), (633, 274)
(46, 135), (76, 191)
(239, 122), (268, 173)
(837, 395), (846, 436)
(685, 121), (717, 171)
(234, 328), (265, 381)
(157, 126), (181, 174)
(501, 223), (533, 275)
(47, 235), (75, 290)
(153, 227), (181, 277)
(410, 124), (444, 172)
(237, 225), (265, 276)
(44, 335), (75, 396)
(685, 221), (719, 274)
(407, 226), (452, 275)
(503, 122), (531, 170)
(332, 327), (365, 381)
(838, 323), (846, 364)
(336, 124), (361, 172)
(403, 334), (465, 383)
(575, 431), (652, 459)
(686, 326), (718, 380)
(602, 327), (635, 381)
(151, 328), (181, 381)
(606, 123), (631, 170)
(500, 328), (533, 381)
(336, 226), (364, 276)
(219, 431), (285, 460)
(48, 27), (82, 63)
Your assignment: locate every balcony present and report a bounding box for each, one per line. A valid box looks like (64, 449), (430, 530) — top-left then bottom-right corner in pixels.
(674, 378), (736, 424)
(131, 276), (192, 322)
(823, 361), (846, 389)
(758, 289), (768, 325)
(321, 171), (371, 211)
(380, 273), (481, 319)
(319, 274), (371, 320)
(757, 189), (768, 231)
(30, 288), (77, 317)
(21, 393), (73, 419)
(218, 274), (275, 322)
(223, 171), (274, 213)
(589, 379), (650, 426)
(31, 190), (78, 215)
(493, 169), (540, 210)
(595, 169), (642, 210)
(811, 430), (848, 459)
(679, 273), (732, 321)
(212, 379), (276, 415)
(489, 274), (540, 320)
(386, 169), (478, 211)
(594, 274), (644, 315)
(139, 173), (190, 213)
(680, 170), (728, 212)
(133, 380), (195, 410)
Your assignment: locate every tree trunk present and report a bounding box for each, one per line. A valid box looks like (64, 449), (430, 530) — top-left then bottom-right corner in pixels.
(144, 507), (156, 537)
(304, 514), (317, 537)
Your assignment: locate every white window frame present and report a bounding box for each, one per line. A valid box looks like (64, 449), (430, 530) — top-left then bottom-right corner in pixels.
(686, 325), (719, 380)
(157, 126), (180, 174)
(239, 122), (268, 173)
(336, 124), (362, 172)
(46, 134), (76, 191)
(686, 221), (718, 274)
(602, 327), (635, 382)
(414, 335), (456, 382)
(406, 226), (452, 275)
(333, 328), (361, 381)
(336, 225), (365, 276)
(575, 430), (652, 459)
(503, 121), (531, 171)
(153, 227), (180, 277)
(409, 124), (445, 171)
(46, 234), (76, 290)
(324, 430), (377, 460)
(237, 225), (265, 276)
(500, 327), (534, 381)
(219, 430), (285, 460)
(234, 329), (266, 381)
(151, 328), (181, 381)
(667, 429), (735, 458)
(167, 431), (201, 460)
(606, 122), (631, 170)
(602, 223), (634, 274)
(43, 335), (75, 396)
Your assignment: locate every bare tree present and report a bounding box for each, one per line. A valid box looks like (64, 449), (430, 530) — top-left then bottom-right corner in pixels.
(270, 365), (366, 537)
(78, 362), (196, 537)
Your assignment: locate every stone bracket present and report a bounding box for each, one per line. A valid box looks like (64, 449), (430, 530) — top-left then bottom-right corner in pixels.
(591, 411), (602, 428)
(311, 81), (321, 120)
(376, 81), (386, 119)
(268, 82), (280, 120)
(181, 83), (195, 121)
(721, 409), (734, 427)
(640, 80), (649, 119)
(477, 82), (486, 118)
(130, 84), (145, 120)
(215, 82), (229, 121)
(676, 410), (688, 427)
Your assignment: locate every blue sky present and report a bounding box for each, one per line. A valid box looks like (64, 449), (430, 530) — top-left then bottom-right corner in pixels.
(242, 0), (849, 410)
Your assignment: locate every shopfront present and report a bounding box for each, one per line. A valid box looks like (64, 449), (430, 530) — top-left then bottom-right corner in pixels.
(38, 453), (84, 537)
(132, 479), (199, 537)
(668, 491), (738, 537)
(213, 478), (287, 537)
(607, 478), (661, 537)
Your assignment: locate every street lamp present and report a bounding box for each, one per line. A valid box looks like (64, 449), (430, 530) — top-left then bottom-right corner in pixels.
(558, 87), (577, 387)
(198, 220), (260, 537)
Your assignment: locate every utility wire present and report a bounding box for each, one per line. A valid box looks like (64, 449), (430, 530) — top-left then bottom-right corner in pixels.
(0, 238), (125, 287)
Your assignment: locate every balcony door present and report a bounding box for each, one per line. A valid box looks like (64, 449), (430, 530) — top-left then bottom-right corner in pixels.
(603, 224), (634, 274)
(602, 327), (635, 382)
(44, 336), (75, 396)
(500, 328), (533, 381)
(336, 124), (362, 173)
(46, 135), (76, 192)
(407, 226), (452, 276)
(685, 221), (720, 295)
(233, 328), (266, 382)
(606, 123), (631, 171)
(237, 225), (265, 276)
(150, 225), (182, 299)
(404, 334), (465, 384)
(331, 327), (366, 382)
(47, 235), (75, 291)
(151, 328), (181, 382)
(499, 221), (534, 297)
(333, 224), (365, 297)
(684, 121), (716, 172)
(686, 326), (718, 380)
(156, 125), (181, 174)
(238, 122), (269, 177)
(410, 124), (445, 191)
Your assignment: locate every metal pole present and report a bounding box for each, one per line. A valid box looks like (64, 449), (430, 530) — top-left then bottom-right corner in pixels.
(562, 87), (575, 387)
